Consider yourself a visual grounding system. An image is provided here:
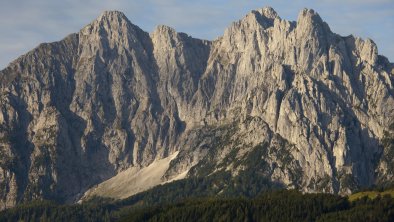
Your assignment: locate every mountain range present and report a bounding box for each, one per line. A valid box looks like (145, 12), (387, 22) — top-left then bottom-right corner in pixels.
(1, 7), (394, 210)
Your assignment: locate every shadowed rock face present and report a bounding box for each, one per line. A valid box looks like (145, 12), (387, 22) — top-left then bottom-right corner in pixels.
(0, 7), (394, 209)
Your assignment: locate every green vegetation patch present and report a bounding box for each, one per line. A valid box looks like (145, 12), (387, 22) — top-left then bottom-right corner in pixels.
(348, 189), (394, 202)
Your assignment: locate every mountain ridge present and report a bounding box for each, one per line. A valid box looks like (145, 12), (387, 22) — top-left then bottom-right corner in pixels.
(0, 6), (393, 210)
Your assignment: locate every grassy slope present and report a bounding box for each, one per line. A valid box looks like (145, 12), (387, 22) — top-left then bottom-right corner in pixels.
(348, 188), (394, 202)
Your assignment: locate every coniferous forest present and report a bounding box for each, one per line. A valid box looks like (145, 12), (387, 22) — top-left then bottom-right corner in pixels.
(1, 177), (393, 222)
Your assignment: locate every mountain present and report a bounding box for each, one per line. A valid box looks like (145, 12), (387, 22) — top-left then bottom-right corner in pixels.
(1, 7), (394, 209)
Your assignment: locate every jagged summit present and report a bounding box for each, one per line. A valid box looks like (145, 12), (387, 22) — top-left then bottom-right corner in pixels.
(85, 10), (133, 31)
(152, 25), (177, 36)
(257, 6), (279, 20)
(80, 10), (138, 37)
(299, 8), (319, 19)
(0, 7), (393, 209)
(297, 8), (330, 32)
(97, 10), (129, 22)
(237, 8), (279, 29)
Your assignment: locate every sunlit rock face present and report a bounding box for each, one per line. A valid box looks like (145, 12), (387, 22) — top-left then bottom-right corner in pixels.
(1, 7), (394, 209)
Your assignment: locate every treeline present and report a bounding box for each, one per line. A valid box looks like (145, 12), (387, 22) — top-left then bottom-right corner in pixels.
(1, 189), (393, 222)
(121, 190), (394, 222)
(0, 199), (112, 222)
(108, 166), (285, 214)
(122, 190), (348, 222)
(318, 194), (394, 222)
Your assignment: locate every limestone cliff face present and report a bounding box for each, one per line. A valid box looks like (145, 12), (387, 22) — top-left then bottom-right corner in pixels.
(0, 7), (394, 209)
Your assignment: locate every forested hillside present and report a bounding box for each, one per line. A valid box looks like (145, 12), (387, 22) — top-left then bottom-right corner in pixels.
(1, 187), (393, 222)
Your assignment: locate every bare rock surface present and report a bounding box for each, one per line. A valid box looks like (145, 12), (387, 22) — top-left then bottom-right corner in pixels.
(1, 7), (394, 208)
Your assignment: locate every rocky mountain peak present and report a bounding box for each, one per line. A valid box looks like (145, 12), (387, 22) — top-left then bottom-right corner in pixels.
(79, 10), (148, 40)
(242, 8), (279, 29)
(81, 10), (132, 35)
(153, 25), (177, 35)
(355, 37), (378, 65)
(151, 25), (178, 43)
(296, 8), (330, 34)
(297, 8), (321, 23)
(78, 10), (150, 61)
(222, 7), (281, 45)
(257, 6), (279, 20)
(98, 10), (128, 21)
(150, 25), (181, 54)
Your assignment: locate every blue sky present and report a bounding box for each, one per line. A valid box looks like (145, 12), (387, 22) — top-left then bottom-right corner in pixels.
(0, 0), (393, 69)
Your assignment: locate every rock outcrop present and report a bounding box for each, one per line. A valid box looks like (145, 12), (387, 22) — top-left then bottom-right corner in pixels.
(1, 7), (394, 209)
